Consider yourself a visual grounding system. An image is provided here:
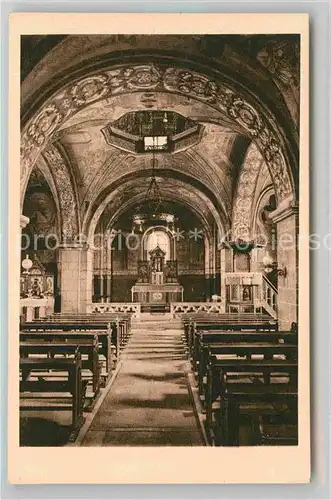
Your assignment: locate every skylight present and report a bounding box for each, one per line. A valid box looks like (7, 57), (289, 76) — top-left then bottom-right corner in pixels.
(143, 136), (168, 151)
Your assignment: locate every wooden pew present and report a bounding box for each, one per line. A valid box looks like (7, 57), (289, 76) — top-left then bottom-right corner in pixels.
(197, 342), (297, 397)
(194, 330), (297, 390)
(21, 321), (118, 368)
(23, 317), (130, 363)
(20, 349), (85, 442)
(204, 356), (298, 431)
(46, 313), (132, 344)
(181, 313), (277, 344)
(201, 347), (298, 446)
(188, 320), (278, 356)
(214, 382), (298, 446)
(20, 338), (101, 399)
(20, 329), (113, 384)
(257, 413), (298, 446)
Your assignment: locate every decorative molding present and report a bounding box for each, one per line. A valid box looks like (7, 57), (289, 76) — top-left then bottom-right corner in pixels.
(89, 302), (141, 317)
(170, 302), (225, 314)
(232, 143), (264, 240)
(42, 145), (79, 242)
(21, 64), (294, 204)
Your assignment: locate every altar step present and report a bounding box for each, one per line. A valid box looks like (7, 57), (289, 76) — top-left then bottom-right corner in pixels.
(132, 313), (181, 329)
(136, 312), (174, 320)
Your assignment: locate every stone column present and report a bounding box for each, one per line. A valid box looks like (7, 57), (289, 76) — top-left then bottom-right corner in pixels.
(58, 244), (94, 313)
(269, 198), (299, 331)
(218, 245), (229, 313)
(105, 238), (112, 301)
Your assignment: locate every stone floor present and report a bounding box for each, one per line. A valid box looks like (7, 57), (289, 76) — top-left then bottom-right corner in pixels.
(81, 321), (205, 446)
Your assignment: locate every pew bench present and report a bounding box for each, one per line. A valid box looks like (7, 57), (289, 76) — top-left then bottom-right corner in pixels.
(257, 414), (298, 445)
(181, 314), (277, 345)
(22, 320), (128, 367)
(187, 321), (278, 356)
(20, 350), (85, 442)
(213, 382), (298, 446)
(204, 357), (298, 425)
(45, 314), (132, 345)
(20, 338), (101, 404)
(196, 342), (297, 395)
(193, 331), (297, 386)
(20, 330), (113, 386)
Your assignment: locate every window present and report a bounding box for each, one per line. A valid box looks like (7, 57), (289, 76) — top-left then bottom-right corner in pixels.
(146, 230), (170, 261)
(144, 136), (168, 151)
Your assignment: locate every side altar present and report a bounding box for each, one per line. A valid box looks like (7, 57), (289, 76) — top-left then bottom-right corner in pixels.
(131, 246), (183, 304)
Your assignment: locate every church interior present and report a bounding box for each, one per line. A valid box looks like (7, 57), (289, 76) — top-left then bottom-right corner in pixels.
(19, 34), (299, 447)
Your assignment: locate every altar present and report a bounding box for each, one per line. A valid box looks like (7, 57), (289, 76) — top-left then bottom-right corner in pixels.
(131, 283), (183, 303)
(131, 245), (183, 305)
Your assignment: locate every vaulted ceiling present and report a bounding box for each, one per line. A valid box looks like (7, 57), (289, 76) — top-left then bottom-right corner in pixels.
(21, 34), (299, 242)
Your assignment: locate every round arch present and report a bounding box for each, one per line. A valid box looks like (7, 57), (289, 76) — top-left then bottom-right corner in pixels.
(20, 58), (297, 208)
(85, 178), (225, 246)
(232, 142), (265, 241)
(141, 226), (174, 261)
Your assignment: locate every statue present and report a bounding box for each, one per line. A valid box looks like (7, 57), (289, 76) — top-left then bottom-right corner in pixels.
(242, 286), (251, 302)
(31, 278), (43, 298)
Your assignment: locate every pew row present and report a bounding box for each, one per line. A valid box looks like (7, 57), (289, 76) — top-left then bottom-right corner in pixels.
(182, 316), (298, 446)
(20, 349), (85, 442)
(211, 380), (298, 446)
(186, 319), (278, 355)
(20, 338), (101, 400)
(20, 320), (127, 372)
(20, 329), (113, 386)
(194, 331), (298, 393)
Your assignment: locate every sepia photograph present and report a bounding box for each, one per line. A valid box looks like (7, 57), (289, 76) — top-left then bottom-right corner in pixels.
(8, 13), (310, 484)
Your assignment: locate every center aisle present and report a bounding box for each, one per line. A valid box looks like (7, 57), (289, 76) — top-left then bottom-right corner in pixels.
(81, 316), (205, 446)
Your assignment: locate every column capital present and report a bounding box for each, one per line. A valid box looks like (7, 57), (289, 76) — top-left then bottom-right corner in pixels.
(268, 195), (299, 224)
(20, 214), (30, 229)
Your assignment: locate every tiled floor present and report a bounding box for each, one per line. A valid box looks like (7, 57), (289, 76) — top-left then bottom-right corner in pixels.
(81, 326), (204, 446)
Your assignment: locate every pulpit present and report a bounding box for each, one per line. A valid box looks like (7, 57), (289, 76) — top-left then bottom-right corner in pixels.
(131, 245), (183, 305)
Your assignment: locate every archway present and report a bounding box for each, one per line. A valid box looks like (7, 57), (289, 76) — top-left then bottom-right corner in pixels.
(20, 59), (297, 208)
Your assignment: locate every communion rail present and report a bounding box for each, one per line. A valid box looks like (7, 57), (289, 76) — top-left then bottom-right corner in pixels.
(88, 302), (141, 318)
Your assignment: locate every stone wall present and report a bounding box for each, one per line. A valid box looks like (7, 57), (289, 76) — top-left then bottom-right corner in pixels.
(273, 208), (298, 330)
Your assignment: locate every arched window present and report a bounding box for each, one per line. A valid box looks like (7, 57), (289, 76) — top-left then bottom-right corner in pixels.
(146, 230), (170, 261)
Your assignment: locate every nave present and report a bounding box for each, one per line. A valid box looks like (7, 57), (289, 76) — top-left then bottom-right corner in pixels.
(81, 317), (204, 446)
(19, 34), (300, 448)
(20, 311), (298, 447)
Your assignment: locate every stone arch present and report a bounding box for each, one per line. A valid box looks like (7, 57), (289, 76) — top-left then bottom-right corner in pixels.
(81, 144), (232, 226)
(20, 61), (297, 208)
(41, 143), (80, 241)
(31, 156), (61, 235)
(232, 143), (265, 241)
(85, 178), (225, 247)
(22, 165), (60, 239)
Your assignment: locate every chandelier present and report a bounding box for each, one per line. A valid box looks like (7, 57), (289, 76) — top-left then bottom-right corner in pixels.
(132, 119), (176, 234)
